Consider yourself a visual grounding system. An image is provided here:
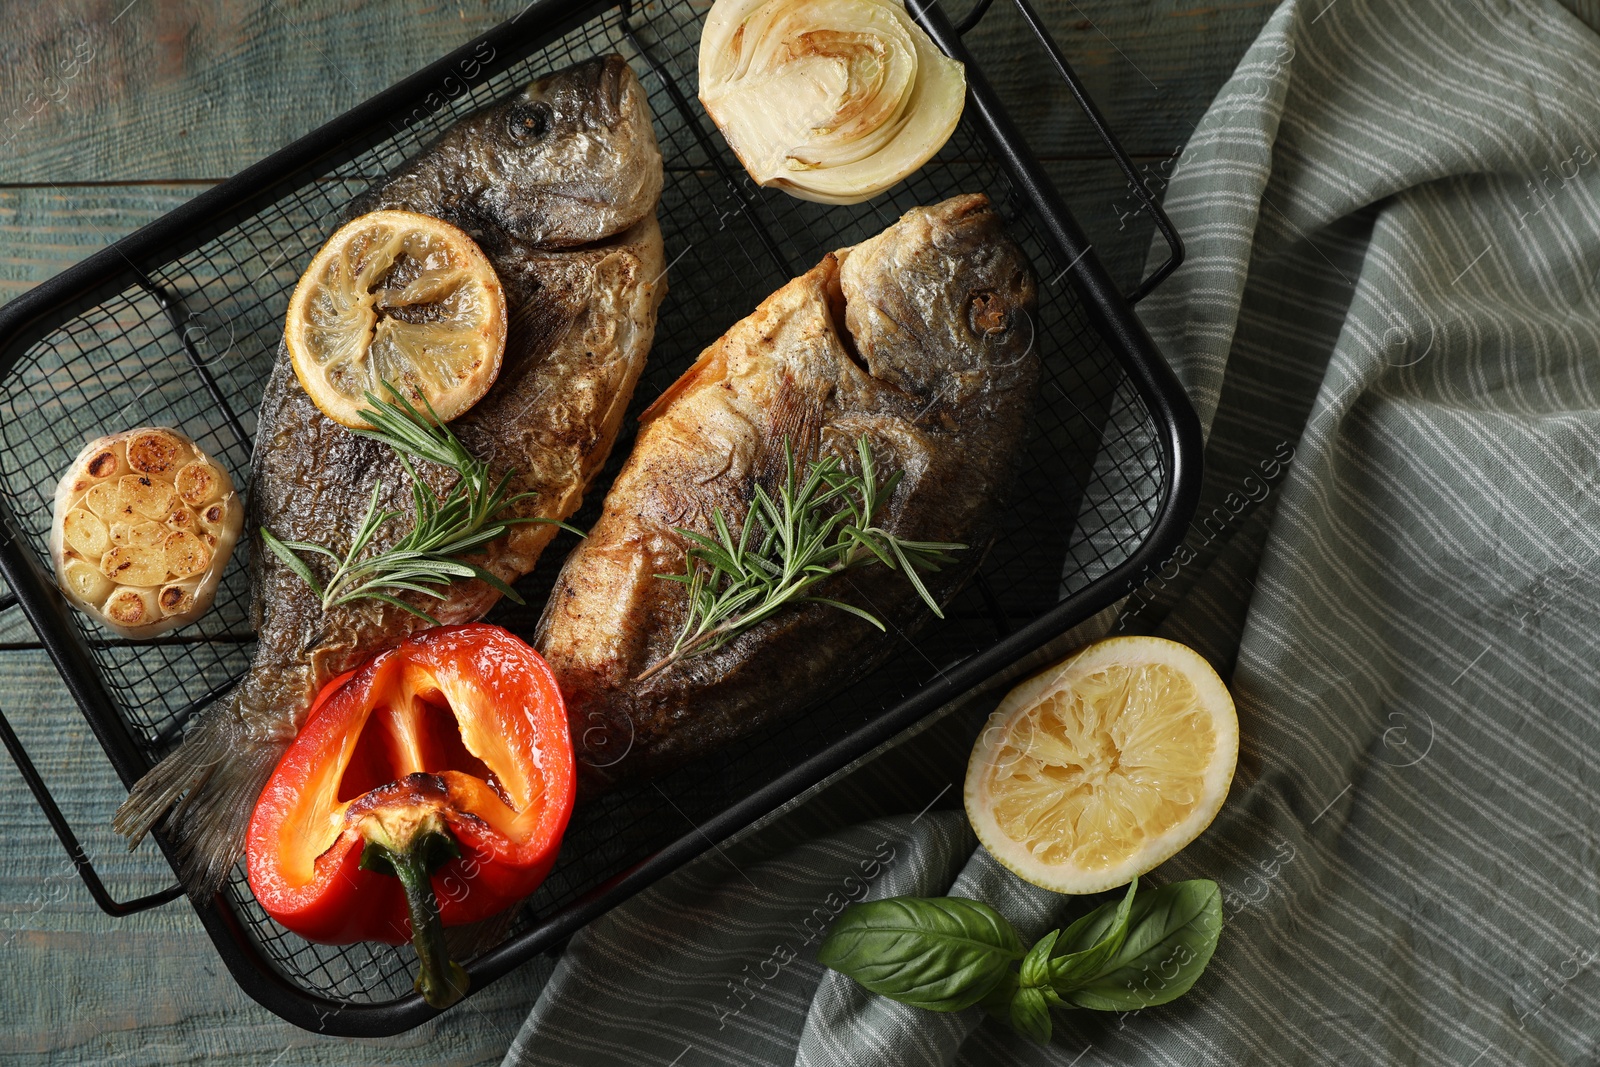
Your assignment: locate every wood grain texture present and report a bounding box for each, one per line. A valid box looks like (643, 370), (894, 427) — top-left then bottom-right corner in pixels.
(0, 0), (1280, 184)
(0, 0), (1287, 1063)
(0, 641), (555, 1066)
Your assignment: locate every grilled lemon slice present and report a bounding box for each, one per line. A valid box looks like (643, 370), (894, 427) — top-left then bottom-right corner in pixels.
(285, 209), (507, 428)
(965, 636), (1238, 894)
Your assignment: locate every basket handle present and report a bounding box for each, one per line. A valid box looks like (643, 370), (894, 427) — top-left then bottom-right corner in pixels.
(0, 697), (183, 916)
(0, 573), (183, 916)
(946, 0), (1185, 303)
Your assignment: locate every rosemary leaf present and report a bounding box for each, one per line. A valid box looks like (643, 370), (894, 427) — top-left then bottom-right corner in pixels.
(365, 580), (454, 600)
(800, 596), (889, 629)
(363, 592), (443, 626)
(637, 436), (964, 681)
(260, 382), (573, 618)
(272, 538), (341, 560)
(260, 528), (326, 599)
(885, 536), (945, 618)
(531, 517), (589, 539)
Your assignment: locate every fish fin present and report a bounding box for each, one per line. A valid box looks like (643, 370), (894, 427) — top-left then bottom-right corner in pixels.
(758, 371), (827, 487)
(113, 692), (288, 898)
(638, 347), (725, 425)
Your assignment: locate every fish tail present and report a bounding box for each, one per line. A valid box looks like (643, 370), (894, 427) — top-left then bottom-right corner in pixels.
(113, 690), (288, 898)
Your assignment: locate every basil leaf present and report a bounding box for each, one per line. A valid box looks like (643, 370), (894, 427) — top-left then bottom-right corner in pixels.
(1058, 880), (1223, 1012)
(818, 897), (1025, 1012)
(1048, 877), (1139, 990)
(977, 970), (1019, 1021)
(1020, 928), (1059, 986)
(1009, 985), (1054, 1044)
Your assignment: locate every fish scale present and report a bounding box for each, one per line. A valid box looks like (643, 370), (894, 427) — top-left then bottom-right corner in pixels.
(114, 54), (667, 897)
(536, 193), (1040, 792)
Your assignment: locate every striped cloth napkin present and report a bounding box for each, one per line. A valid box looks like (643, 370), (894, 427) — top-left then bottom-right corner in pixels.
(503, 0), (1600, 1062)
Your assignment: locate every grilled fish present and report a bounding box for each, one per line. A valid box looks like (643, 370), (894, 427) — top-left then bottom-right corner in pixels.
(535, 193), (1038, 788)
(115, 54), (667, 895)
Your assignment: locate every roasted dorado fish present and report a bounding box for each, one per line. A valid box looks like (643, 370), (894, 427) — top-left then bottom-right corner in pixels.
(536, 193), (1038, 789)
(115, 54), (667, 895)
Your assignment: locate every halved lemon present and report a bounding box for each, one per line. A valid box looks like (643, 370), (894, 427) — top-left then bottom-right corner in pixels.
(965, 636), (1238, 894)
(285, 209), (507, 428)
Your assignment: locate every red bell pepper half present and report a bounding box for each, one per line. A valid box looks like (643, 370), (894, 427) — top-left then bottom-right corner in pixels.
(246, 624), (575, 1008)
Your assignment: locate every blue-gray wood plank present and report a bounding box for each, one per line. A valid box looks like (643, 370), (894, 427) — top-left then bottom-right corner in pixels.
(0, 1), (1292, 1062)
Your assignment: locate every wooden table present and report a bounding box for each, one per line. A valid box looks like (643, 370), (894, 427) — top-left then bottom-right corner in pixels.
(0, 2), (1280, 1062)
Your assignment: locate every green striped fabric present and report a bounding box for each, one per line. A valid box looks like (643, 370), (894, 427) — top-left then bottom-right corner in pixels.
(503, 0), (1600, 1062)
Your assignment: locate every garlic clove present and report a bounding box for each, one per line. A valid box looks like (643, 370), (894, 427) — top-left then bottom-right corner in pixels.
(103, 586), (161, 630)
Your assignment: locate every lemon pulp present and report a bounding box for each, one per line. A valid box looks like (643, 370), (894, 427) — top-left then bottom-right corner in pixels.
(966, 637), (1238, 893)
(286, 209), (506, 428)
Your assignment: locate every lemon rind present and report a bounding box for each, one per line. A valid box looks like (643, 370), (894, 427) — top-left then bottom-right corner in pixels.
(964, 636), (1239, 895)
(284, 209), (507, 429)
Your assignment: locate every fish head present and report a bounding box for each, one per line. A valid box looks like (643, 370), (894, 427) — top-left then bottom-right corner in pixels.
(837, 194), (1038, 405)
(480, 54), (664, 247)
(384, 55), (664, 249)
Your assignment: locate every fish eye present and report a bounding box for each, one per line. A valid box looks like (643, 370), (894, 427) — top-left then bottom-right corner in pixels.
(507, 102), (553, 143)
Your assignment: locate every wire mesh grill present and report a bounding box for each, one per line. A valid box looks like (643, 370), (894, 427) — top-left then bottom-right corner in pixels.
(0, 0), (1167, 1008)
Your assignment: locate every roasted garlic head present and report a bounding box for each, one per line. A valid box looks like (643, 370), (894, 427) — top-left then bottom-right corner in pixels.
(50, 427), (243, 638)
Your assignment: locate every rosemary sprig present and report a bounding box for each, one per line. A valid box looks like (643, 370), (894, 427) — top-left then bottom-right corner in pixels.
(637, 436), (964, 681)
(260, 384), (579, 625)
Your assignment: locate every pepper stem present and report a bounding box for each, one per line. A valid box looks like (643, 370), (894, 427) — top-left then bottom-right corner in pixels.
(358, 813), (470, 1009)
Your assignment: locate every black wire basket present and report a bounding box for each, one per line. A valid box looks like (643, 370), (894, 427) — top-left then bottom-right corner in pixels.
(0, 0), (1200, 1036)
